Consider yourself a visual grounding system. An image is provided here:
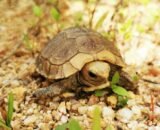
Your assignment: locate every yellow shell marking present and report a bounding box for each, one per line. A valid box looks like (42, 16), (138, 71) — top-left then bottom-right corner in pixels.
(97, 50), (116, 64)
(70, 53), (94, 70)
(63, 62), (78, 78)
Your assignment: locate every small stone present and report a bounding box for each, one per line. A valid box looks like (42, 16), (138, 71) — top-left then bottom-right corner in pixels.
(11, 80), (20, 87)
(58, 102), (66, 114)
(155, 106), (160, 116)
(66, 102), (71, 110)
(60, 115), (68, 123)
(88, 95), (99, 105)
(38, 123), (50, 130)
(52, 111), (62, 120)
(128, 91), (136, 99)
(12, 86), (26, 102)
(102, 106), (115, 120)
(106, 95), (117, 108)
(23, 115), (38, 125)
(131, 106), (142, 119)
(44, 114), (52, 122)
(78, 106), (88, 115)
(116, 108), (133, 123)
(27, 108), (34, 114)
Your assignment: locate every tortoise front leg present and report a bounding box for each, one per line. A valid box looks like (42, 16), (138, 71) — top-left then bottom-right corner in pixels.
(33, 83), (64, 97)
(33, 74), (80, 97)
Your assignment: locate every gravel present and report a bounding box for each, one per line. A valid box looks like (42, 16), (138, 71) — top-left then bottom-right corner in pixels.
(0, 0), (160, 130)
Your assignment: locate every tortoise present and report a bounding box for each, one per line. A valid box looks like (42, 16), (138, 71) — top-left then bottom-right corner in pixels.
(34, 27), (136, 97)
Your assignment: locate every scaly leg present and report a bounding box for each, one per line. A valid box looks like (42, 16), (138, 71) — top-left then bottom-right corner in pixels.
(33, 74), (79, 97)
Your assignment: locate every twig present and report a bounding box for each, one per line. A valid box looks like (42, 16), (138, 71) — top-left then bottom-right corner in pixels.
(88, 0), (100, 29)
(110, 0), (123, 21)
(142, 78), (160, 84)
(149, 92), (155, 121)
(0, 40), (22, 65)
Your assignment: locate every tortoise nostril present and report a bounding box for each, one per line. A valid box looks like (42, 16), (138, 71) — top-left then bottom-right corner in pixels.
(88, 71), (97, 78)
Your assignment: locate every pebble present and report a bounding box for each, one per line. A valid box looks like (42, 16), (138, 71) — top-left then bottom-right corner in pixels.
(23, 115), (38, 125)
(38, 123), (50, 130)
(12, 86), (26, 102)
(131, 105), (142, 118)
(78, 106), (88, 115)
(43, 114), (52, 122)
(88, 95), (99, 105)
(58, 102), (66, 114)
(106, 95), (117, 108)
(60, 115), (68, 123)
(52, 110), (62, 120)
(11, 79), (20, 87)
(116, 108), (133, 123)
(154, 106), (160, 116)
(102, 107), (115, 120)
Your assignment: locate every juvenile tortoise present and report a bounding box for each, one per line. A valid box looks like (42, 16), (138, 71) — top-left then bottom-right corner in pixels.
(34, 27), (137, 97)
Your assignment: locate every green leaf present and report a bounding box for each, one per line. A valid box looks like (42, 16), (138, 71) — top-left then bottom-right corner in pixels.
(55, 123), (68, 130)
(138, 0), (150, 5)
(50, 7), (60, 21)
(111, 72), (120, 85)
(23, 34), (34, 51)
(94, 90), (105, 97)
(6, 93), (14, 127)
(117, 95), (128, 107)
(132, 74), (139, 82)
(106, 124), (114, 130)
(95, 12), (108, 30)
(68, 119), (82, 130)
(111, 85), (128, 97)
(0, 120), (11, 130)
(119, 19), (132, 34)
(91, 106), (101, 130)
(32, 5), (43, 17)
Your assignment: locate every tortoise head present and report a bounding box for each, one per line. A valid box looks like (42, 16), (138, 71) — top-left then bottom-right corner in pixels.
(79, 61), (110, 91)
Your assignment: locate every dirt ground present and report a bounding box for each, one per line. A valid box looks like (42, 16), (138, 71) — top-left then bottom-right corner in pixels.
(0, 0), (160, 130)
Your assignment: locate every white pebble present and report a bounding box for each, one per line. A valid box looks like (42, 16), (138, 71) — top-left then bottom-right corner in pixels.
(155, 106), (160, 116)
(116, 108), (133, 123)
(27, 108), (34, 114)
(148, 126), (160, 130)
(58, 102), (66, 114)
(131, 106), (142, 117)
(102, 107), (115, 120)
(38, 123), (50, 130)
(23, 115), (38, 125)
(61, 115), (68, 123)
(78, 106), (88, 115)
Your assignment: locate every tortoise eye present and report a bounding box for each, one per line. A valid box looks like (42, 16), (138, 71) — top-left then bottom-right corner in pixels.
(88, 71), (97, 78)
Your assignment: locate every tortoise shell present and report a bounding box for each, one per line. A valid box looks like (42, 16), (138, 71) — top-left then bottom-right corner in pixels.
(36, 27), (125, 80)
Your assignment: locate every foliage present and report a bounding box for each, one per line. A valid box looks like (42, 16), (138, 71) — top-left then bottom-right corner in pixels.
(50, 7), (61, 21)
(118, 19), (132, 40)
(55, 106), (115, 130)
(0, 93), (14, 130)
(94, 12), (108, 30)
(117, 95), (128, 107)
(23, 34), (35, 51)
(32, 5), (43, 17)
(106, 124), (114, 130)
(94, 90), (106, 97)
(91, 106), (101, 130)
(55, 119), (82, 130)
(111, 72), (129, 107)
(111, 72), (129, 97)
